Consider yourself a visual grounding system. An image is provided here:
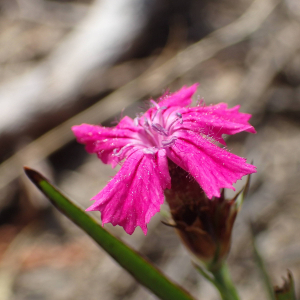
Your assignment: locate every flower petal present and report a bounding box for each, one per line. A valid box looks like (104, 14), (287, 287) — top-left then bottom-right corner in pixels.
(72, 116), (141, 167)
(158, 83), (199, 108)
(176, 103), (256, 145)
(86, 149), (171, 235)
(166, 130), (256, 199)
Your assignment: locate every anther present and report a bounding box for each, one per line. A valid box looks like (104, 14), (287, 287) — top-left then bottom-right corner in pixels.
(161, 136), (177, 147)
(112, 143), (132, 157)
(143, 147), (158, 155)
(176, 112), (183, 124)
(113, 148), (123, 156)
(152, 123), (168, 136)
(133, 117), (139, 126)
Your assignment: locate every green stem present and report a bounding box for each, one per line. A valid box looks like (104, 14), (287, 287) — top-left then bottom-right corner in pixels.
(211, 263), (240, 300)
(196, 263), (240, 300)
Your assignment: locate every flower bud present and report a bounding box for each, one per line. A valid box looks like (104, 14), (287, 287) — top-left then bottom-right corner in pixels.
(164, 160), (248, 271)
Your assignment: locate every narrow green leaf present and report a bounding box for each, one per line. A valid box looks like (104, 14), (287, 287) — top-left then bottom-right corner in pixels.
(274, 271), (297, 300)
(251, 230), (276, 300)
(24, 167), (196, 300)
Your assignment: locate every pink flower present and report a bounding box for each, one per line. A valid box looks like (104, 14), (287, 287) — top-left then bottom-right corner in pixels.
(72, 84), (256, 235)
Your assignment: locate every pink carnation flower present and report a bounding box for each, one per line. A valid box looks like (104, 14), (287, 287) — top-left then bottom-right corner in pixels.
(72, 84), (256, 235)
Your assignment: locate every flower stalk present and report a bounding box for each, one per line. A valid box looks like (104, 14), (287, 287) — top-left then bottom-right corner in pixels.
(211, 263), (240, 300)
(196, 263), (240, 300)
(164, 161), (250, 300)
(164, 160), (242, 271)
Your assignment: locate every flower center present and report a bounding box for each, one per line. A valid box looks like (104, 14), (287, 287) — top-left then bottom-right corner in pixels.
(134, 104), (183, 155)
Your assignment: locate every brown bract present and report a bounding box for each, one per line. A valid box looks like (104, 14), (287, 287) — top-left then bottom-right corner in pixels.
(164, 160), (239, 271)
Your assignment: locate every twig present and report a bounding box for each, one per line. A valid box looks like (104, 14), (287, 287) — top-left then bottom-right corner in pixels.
(0, 0), (148, 133)
(232, 20), (300, 113)
(12, 0), (88, 28)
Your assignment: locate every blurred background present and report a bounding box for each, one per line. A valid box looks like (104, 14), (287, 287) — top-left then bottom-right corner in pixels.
(0, 0), (300, 299)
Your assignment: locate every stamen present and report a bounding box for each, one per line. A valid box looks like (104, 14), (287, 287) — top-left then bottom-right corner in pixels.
(196, 97), (205, 107)
(167, 112), (184, 131)
(144, 117), (149, 127)
(152, 106), (168, 121)
(176, 112), (183, 124)
(161, 136), (177, 147)
(143, 147), (158, 155)
(134, 117), (139, 126)
(150, 100), (160, 109)
(152, 123), (168, 136)
(113, 148), (121, 156)
(112, 143), (132, 157)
